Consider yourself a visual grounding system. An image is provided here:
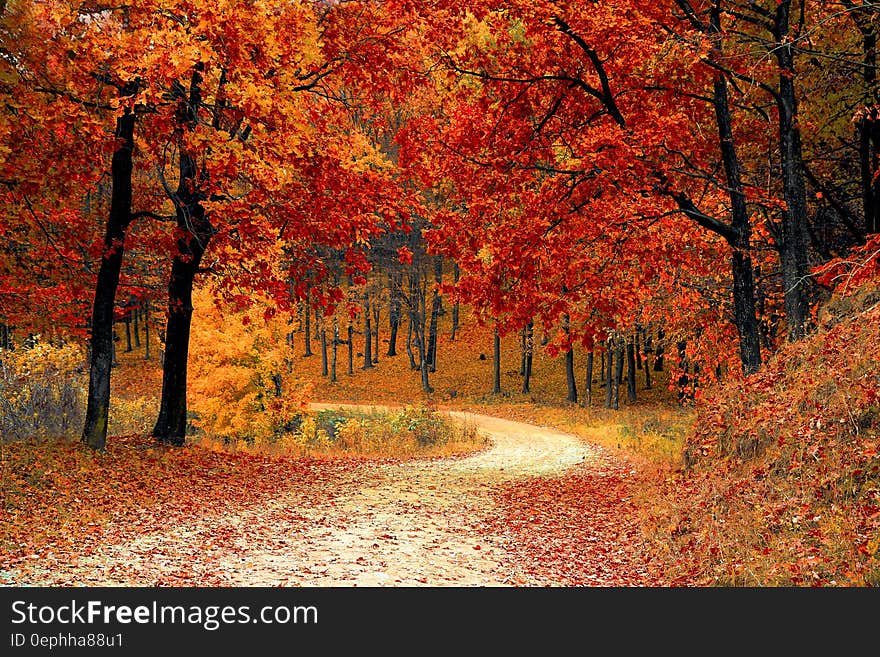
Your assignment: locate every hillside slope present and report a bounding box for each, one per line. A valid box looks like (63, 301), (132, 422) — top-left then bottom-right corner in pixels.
(644, 283), (880, 586)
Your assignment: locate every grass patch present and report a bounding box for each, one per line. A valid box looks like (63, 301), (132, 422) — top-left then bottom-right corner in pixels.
(194, 405), (488, 460)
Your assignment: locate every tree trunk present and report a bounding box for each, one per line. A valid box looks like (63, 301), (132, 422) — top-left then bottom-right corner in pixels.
(303, 295), (313, 357)
(363, 297), (373, 370)
(320, 321), (328, 377)
(151, 220), (208, 445)
(408, 273), (432, 393)
(347, 324), (354, 375)
(563, 314), (577, 403)
(853, 13), (879, 234)
(450, 262), (460, 340)
(330, 317), (338, 383)
(426, 255), (442, 372)
(564, 347), (577, 404)
(626, 335), (637, 402)
(492, 326), (501, 395)
(654, 328), (664, 371)
(387, 270), (401, 356)
(132, 304), (141, 348)
(613, 341), (624, 410)
(521, 320), (533, 394)
(405, 316), (417, 370)
(82, 109), (135, 451)
(605, 342), (614, 409)
(372, 300), (380, 364)
(585, 349), (594, 407)
(153, 65), (213, 446)
(774, 3), (813, 341)
(143, 300), (151, 360)
(124, 316), (132, 352)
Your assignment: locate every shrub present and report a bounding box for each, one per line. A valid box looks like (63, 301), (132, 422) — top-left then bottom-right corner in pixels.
(0, 338), (85, 441)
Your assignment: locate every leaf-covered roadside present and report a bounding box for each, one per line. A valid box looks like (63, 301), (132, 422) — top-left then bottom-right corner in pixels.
(482, 453), (666, 587)
(0, 435), (370, 583)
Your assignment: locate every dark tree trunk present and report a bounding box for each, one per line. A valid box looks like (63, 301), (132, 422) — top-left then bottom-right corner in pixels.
(563, 314), (577, 403)
(151, 218), (209, 445)
(605, 344), (614, 409)
(372, 301), (380, 364)
(643, 332), (653, 390)
(774, 3), (813, 340)
(82, 109), (135, 451)
(654, 328), (664, 371)
(613, 341), (624, 410)
(387, 270), (402, 356)
(450, 262), (460, 340)
(584, 349), (594, 407)
(363, 297), (373, 370)
(143, 300), (151, 360)
(408, 273), (432, 393)
(124, 316), (132, 352)
(492, 326), (501, 395)
(320, 321), (328, 377)
(522, 321), (533, 394)
(303, 294), (313, 357)
(153, 65), (213, 446)
(132, 304), (141, 348)
(426, 255), (442, 372)
(347, 324), (354, 375)
(564, 347), (577, 404)
(853, 12), (879, 234)
(405, 316), (417, 370)
(330, 318), (338, 383)
(626, 335), (637, 402)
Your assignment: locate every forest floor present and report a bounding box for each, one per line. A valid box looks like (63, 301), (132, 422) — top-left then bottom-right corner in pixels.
(5, 406), (655, 587)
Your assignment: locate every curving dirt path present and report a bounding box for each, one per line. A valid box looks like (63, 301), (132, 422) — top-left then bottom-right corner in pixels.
(10, 405), (634, 587)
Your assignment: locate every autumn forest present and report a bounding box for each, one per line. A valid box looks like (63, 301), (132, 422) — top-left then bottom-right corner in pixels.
(1, 0), (879, 588)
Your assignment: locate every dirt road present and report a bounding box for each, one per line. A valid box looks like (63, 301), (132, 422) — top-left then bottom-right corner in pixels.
(9, 405), (634, 587)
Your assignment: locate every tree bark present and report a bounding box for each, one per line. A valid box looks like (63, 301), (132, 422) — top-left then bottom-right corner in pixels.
(426, 255), (442, 372)
(372, 299), (380, 364)
(492, 326), (501, 394)
(605, 344), (614, 409)
(387, 270), (402, 356)
(521, 320), (533, 394)
(320, 320), (328, 377)
(143, 300), (151, 361)
(584, 349), (594, 407)
(303, 294), (313, 357)
(330, 317), (338, 383)
(613, 340), (624, 410)
(82, 109), (135, 451)
(363, 296), (373, 370)
(773, 2), (813, 340)
(450, 262), (460, 340)
(153, 66), (213, 446)
(347, 324), (354, 375)
(626, 335), (637, 402)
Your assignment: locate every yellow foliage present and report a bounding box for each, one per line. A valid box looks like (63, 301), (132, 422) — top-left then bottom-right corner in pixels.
(187, 286), (307, 442)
